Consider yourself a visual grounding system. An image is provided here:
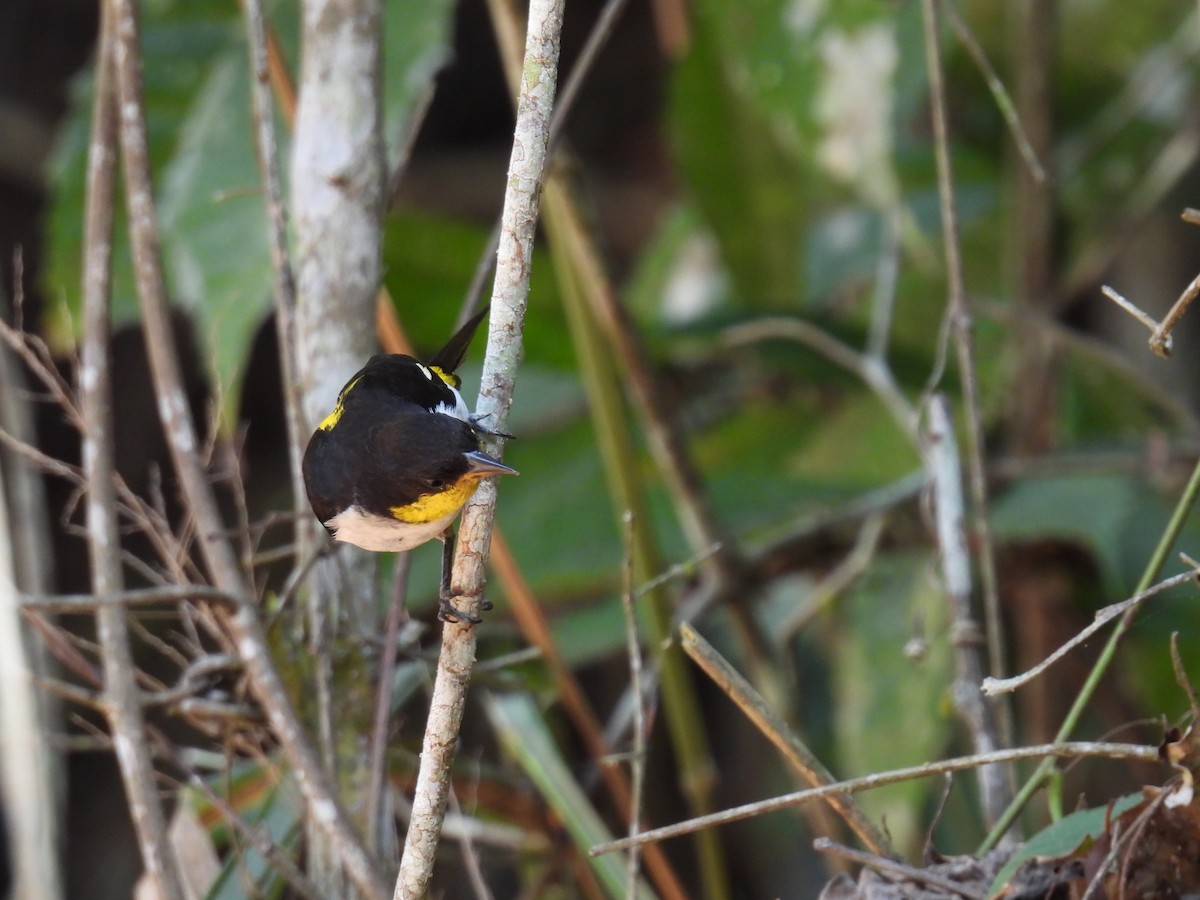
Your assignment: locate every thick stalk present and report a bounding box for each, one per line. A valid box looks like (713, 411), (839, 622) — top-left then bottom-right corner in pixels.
(290, 1), (386, 891)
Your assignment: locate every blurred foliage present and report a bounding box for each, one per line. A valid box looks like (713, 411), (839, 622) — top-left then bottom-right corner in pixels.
(44, 0), (456, 424)
(35, 0), (1200, 894)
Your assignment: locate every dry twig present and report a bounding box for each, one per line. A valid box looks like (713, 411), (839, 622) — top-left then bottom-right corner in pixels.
(590, 742), (1160, 857)
(82, 9), (184, 897)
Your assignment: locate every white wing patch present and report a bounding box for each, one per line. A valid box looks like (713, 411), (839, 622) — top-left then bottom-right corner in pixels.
(435, 383), (472, 422)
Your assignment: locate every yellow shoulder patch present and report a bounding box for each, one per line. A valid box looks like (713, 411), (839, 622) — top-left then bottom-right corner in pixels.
(317, 375), (362, 431)
(318, 404), (344, 431)
(429, 366), (461, 389)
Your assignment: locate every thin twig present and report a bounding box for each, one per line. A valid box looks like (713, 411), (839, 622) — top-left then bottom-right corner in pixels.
(812, 838), (986, 900)
(82, 9), (184, 897)
(681, 624), (895, 857)
(620, 512), (648, 896)
(366, 552), (411, 864)
(1150, 269), (1200, 357)
(140, 735), (326, 900)
(20, 585), (237, 612)
(921, 0), (1012, 822)
(983, 566), (1200, 696)
(941, 2), (1045, 185)
(590, 741), (1160, 856)
(981, 455), (1200, 852)
(722, 317), (915, 438)
(1169, 629), (1200, 721)
(237, 0), (305, 522)
(445, 775), (493, 900)
(463, 0), (639, 321)
(394, 1), (564, 894)
(486, 533), (690, 899)
(547, 0), (632, 150)
(1102, 285), (1166, 335)
(778, 514), (884, 640)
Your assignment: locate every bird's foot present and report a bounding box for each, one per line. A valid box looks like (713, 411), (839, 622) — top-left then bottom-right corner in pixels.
(469, 412), (514, 440)
(437, 593), (493, 625)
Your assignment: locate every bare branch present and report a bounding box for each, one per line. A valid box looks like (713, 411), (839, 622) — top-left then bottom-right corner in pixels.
(238, 0), (305, 520)
(681, 624), (895, 858)
(920, 0), (1012, 813)
(21, 585), (237, 612)
(982, 566), (1200, 696)
(82, 9), (184, 896)
(620, 512), (648, 895)
(395, 0), (565, 894)
(924, 396), (1011, 827)
(591, 742), (1161, 857)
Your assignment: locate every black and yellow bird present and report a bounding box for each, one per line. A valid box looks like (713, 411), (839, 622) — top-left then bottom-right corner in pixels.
(301, 307), (516, 622)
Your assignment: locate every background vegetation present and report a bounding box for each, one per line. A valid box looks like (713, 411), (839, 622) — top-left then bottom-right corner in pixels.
(2, 0), (1200, 897)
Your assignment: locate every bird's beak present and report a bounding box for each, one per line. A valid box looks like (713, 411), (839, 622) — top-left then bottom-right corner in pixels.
(463, 450), (519, 478)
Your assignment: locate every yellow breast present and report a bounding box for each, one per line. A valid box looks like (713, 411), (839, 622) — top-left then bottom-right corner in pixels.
(390, 477), (482, 525)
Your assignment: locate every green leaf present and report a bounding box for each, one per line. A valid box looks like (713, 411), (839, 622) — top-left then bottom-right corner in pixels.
(985, 792), (1144, 898)
(669, 17), (809, 308)
(832, 551), (954, 852)
(43, 1), (237, 345)
(485, 691), (657, 900)
(668, 0), (911, 309)
(158, 50), (272, 421)
(381, 212), (573, 369)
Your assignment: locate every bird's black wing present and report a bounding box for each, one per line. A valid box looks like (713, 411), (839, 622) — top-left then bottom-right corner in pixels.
(429, 305), (489, 374)
(352, 411), (481, 517)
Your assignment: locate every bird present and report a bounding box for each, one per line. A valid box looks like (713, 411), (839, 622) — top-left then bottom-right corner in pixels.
(301, 306), (516, 623)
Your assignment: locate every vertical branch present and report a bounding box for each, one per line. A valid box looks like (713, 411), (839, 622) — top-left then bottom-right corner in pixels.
(924, 397), (1009, 829)
(290, 0), (386, 830)
(0, 336), (63, 898)
(486, 3), (731, 893)
(291, 0), (385, 437)
(0, 415), (63, 900)
(621, 513), (647, 897)
(1006, 0), (1059, 453)
(239, 0), (305, 518)
(394, 0), (564, 894)
(107, 0), (387, 895)
(920, 0), (1013, 809)
(81, 12), (185, 900)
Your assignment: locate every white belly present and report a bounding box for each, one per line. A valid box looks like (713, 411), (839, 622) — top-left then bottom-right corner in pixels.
(325, 505), (455, 552)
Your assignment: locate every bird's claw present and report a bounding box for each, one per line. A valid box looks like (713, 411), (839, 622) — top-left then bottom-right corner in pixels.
(469, 413), (514, 441)
(437, 594), (493, 625)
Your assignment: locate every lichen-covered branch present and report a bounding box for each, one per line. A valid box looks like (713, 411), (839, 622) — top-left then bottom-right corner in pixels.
(394, 1), (565, 895)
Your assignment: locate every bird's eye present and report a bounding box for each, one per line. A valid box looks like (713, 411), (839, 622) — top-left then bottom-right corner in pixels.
(430, 478), (445, 490)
